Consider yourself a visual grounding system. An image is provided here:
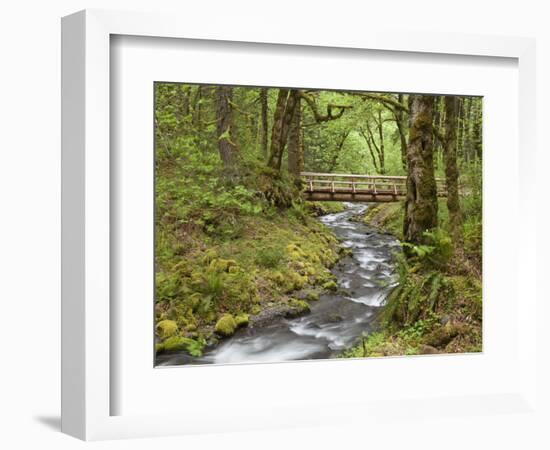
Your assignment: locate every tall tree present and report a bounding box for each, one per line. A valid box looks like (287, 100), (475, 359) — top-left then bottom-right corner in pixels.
(327, 130), (350, 172)
(267, 89), (299, 170)
(471, 98), (483, 162)
(403, 95), (438, 244)
(463, 97), (473, 162)
(359, 129), (380, 173)
(394, 94), (409, 171)
(215, 86), (238, 166)
(287, 97), (303, 176)
(443, 96), (462, 245)
(259, 88), (269, 158)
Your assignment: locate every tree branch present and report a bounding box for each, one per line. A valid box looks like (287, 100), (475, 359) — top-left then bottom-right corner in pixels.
(298, 91), (352, 122)
(355, 93), (409, 113)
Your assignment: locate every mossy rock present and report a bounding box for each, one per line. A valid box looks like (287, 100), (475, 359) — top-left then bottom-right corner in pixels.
(322, 280), (338, 292)
(288, 298), (310, 315)
(283, 271), (307, 292)
(305, 290), (320, 301)
(423, 322), (466, 348)
(156, 320), (178, 339)
(156, 336), (204, 357)
(235, 313), (249, 328)
(250, 305), (262, 315)
(215, 314), (238, 337)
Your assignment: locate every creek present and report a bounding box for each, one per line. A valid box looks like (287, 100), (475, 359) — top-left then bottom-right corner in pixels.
(157, 203), (400, 366)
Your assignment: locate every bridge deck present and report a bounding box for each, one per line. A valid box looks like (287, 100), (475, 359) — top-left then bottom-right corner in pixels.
(301, 172), (447, 202)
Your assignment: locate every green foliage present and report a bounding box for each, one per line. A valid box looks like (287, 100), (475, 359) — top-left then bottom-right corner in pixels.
(401, 228), (453, 268)
(381, 252), (453, 329)
(255, 246), (284, 268)
(340, 332), (386, 358)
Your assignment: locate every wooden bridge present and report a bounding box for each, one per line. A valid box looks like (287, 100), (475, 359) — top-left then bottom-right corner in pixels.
(301, 172), (447, 202)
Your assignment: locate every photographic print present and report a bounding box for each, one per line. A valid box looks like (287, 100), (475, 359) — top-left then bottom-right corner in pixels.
(154, 84), (482, 366)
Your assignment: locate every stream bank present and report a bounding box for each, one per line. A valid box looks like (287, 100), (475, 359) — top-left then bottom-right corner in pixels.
(157, 202), (400, 366)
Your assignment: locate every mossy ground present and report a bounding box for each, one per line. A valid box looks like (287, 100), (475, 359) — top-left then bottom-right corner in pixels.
(155, 192), (344, 356)
(342, 201), (482, 358)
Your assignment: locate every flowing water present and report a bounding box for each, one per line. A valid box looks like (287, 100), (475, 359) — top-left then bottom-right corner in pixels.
(157, 203), (400, 366)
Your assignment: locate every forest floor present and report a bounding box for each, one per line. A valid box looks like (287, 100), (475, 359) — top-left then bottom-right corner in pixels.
(341, 201), (483, 358)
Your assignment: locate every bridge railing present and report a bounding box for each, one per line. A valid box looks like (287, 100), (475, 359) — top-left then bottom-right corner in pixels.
(300, 172), (447, 197)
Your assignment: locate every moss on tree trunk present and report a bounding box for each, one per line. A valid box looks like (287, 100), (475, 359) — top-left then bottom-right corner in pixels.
(403, 95), (438, 244)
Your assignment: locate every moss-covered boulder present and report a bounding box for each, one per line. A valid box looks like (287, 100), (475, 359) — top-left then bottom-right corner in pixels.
(323, 280), (338, 291)
(215, 314), (238, 337)
(235, 313), (249, 328)
(156, 320), (178, 339)
(424, 322), (466, 348)
(306, 290), (320, 301)
(287, 298), (311, 316)
(156, 336), (204, 357)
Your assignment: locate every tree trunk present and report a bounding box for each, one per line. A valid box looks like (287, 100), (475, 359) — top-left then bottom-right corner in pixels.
(268, 89), (299, 170)
(260, 88), (269, 158)
(456, 98), (464, 160)
(359, 129), (380, 173)
(377, 110), (386, 174)
(364, 121), (384, 174)
(327, 130), (349, 172)
(443, 96), (463, 245)
(180, 85), (191, 117)
(394, 94), (408, 171)
(472, 98), (483, 161)
(267, 89), (289, 168)
(216, 86), (238, 166)
(287, 97), (303, 177)
(403, 95), (438, 244)
(463, 97), (473, 163)
(193, 86), (203, 148)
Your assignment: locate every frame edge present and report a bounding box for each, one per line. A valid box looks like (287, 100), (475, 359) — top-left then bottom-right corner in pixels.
(61, 9), (87, 441)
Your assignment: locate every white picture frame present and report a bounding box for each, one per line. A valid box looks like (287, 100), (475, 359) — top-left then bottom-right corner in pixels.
(61, 9), (538, 441)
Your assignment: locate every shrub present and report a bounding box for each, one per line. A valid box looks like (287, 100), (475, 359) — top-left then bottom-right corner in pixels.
(402, 228), (453, 269)
(382, 253), (452, 328)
